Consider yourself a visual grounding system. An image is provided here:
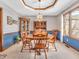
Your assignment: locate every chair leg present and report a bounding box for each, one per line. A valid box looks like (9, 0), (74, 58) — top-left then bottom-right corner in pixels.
(47, 42), (49, 52)
(29, 44), (31, 53)
(44, 49), (47, 59)
(34, 50), (37, 59)
(21, 44), (25, 52)
(54, 43), (57, 51)
(21, 45), (24, 52)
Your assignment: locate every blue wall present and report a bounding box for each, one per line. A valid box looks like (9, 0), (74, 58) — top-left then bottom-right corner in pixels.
(3, 32), (19, 49)
(3, 31), (60, 49)
(63, 36), (79, 51)
(3, 31), (53, 49)
(3, 31), (79, 51)
(57, 32), (61, 40)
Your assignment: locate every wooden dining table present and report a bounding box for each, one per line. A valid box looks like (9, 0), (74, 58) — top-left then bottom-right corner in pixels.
(21, 33), (55, 59)
(25, 34), (54, 40)
(25, 34), (54, 51)
(20, 30), (56, 59)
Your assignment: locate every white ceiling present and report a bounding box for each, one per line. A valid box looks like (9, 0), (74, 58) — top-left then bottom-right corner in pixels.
(0, 0), (79, 16)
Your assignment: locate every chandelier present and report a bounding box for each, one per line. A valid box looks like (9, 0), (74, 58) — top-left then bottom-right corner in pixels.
(36, 13), (44, 21)
(20, 0), (57, 10)
(36, 0), (44, 21)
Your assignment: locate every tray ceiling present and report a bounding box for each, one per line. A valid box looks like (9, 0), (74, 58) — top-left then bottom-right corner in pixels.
(0, 0), (78, 16)
(20, 0), (57, 10)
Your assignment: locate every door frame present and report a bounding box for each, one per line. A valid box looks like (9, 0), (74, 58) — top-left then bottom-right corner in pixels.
(0, 8), (3, 52)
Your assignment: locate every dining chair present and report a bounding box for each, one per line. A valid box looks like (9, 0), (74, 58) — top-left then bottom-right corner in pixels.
(20, 32), (32, 52)
(48, 30), (58, 51)
(33, 31), (49, 51)
(33, 34), (48, 59)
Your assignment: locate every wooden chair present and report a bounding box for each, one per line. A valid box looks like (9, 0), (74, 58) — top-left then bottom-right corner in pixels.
(20, 32), (32, 52)
(33, 31), (49, 51)
(48, 30), (58, 51)
(33, 34), (48, 59)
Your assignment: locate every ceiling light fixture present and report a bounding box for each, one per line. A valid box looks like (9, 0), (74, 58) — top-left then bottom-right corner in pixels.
(20, 0), (57, 10)
(36, 0), (44, 21)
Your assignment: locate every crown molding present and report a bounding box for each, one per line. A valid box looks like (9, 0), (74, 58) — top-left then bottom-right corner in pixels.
(58, 0), (79, 15)
(0, 1), (22, 16)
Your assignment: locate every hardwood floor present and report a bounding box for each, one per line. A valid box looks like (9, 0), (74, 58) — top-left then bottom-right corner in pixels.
(0, 41), (79, 59)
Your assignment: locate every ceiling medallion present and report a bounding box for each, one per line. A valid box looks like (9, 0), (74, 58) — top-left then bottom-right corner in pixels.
(21, 0), (57, 10)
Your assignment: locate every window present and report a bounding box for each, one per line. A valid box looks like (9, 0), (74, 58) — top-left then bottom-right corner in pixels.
(63, 8), (79, 39)
(71, 10), (79, 38)
(63, 13), (70, 36)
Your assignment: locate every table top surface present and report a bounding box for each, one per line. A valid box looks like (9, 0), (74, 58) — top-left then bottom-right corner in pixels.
(25, 34), (54, 40)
